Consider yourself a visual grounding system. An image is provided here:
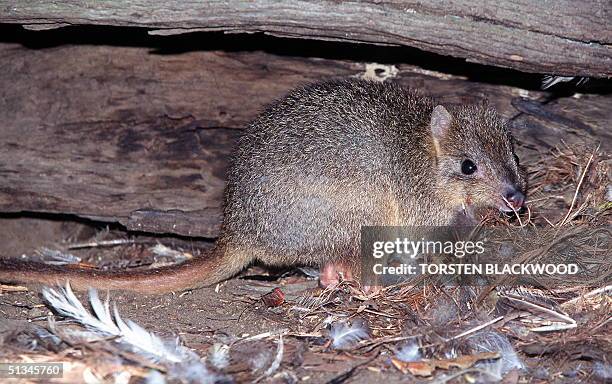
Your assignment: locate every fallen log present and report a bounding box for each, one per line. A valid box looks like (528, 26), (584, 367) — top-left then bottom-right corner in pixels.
(1, 0), (610, 77)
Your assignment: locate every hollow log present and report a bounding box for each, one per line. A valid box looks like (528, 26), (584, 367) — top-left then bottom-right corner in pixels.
(1, 1), (610, 77)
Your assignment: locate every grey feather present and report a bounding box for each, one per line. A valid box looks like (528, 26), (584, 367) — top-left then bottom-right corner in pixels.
(329, 320), (369, 349)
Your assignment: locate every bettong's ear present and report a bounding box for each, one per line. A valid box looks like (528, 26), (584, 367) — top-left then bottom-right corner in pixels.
(430, 105), (452, 139)
(430, 105), (452, 155)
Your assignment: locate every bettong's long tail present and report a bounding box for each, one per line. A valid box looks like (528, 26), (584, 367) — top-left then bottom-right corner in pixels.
(0, 245), (248, 293)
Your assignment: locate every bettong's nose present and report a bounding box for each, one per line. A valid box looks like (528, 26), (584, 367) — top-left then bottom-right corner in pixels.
(505, 188), (525, 210)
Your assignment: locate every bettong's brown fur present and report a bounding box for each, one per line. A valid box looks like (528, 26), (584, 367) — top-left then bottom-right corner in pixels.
(0, 79), (526, 293)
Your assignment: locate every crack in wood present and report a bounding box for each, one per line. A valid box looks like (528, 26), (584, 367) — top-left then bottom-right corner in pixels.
(1, 0), (610, 76)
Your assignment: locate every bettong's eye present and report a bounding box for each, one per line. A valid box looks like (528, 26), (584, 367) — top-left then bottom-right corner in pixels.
(513, 154), (520, 165)
(461, 159), (477, 175)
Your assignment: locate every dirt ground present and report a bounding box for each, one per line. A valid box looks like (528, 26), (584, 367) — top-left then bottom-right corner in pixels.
(0, 201), (610, 384)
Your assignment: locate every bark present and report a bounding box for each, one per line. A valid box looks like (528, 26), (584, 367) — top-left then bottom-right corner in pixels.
(1, 0), (610, 77)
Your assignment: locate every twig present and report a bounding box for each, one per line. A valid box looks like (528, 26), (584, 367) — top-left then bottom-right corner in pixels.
(500, 195), (527, 227)
(591, 317), (612, 332)
(530, 322), (577, 332)
(559, 151), (595, 227)
(543, 217), (556, 227)
(561, 285), (612, 307)
(359, 335), (421, 352)
(325, 350), (379, 384)
(444, 316), (504, 342)
(503, 294), (576, 325)
(233, 329), (289, 345)
(362, 308), (399, 318)
(67, 239), (135, 249)
(430, 367), (502, 384)
(0, 284), (28, 292)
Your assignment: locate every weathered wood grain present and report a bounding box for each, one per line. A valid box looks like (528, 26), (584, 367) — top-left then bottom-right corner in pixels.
(0, 44), (358, 237)
(0, 43), (609, 237)
(0, 1), (610, 77)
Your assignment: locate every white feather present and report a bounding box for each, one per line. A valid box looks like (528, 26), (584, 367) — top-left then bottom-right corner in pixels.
(593, 362), (612, 381)
(37, 248), (81, 265)
(329, 321), (369, 349)
(250, 351), (271, 373)
(43, 283), (117, 335)
(263, 336), (283, 377)
(467, 331), (523, 376)
(42, 283), (223, 384)
(145, 370), (166, 384)
(43, 283), (185, 363)
(395, 342), (421, 362)
(89, 289), (114, 327)
(541, 75), (588, 90)
(168, 361), (217, 384)
(208, 343), (230, 369)
(542, 75), (574, 89)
